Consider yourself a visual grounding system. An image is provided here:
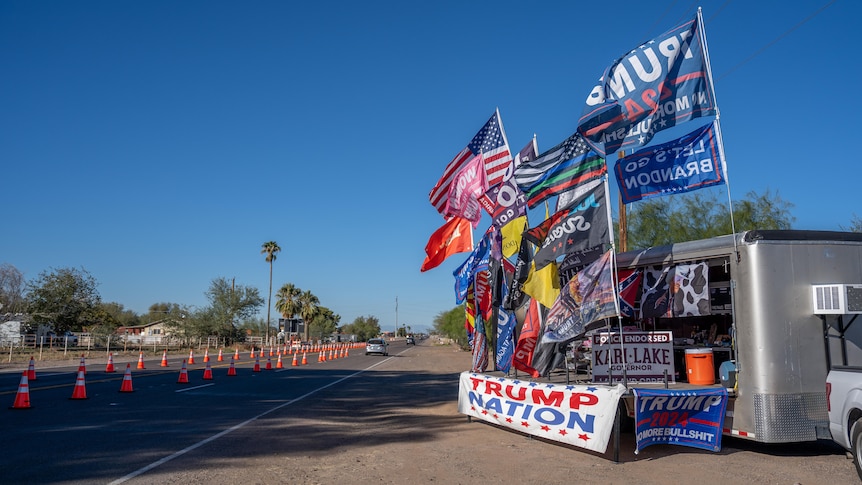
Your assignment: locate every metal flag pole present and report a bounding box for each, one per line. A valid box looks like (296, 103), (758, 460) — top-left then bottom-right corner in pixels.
(698, 7), (739, 260)
(603, 174), (627, 387)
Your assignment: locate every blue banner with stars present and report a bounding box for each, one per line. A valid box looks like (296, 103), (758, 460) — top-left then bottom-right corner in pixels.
(632, 387), (727, 453)
(458, 372), (626, 453)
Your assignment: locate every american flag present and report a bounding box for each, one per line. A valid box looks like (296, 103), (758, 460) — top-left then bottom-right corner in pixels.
(513, 131), (606, 209)
(429, 109), (512, 216)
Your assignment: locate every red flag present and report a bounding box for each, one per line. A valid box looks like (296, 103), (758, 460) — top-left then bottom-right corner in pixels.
(420, 217), (473, 272)
(512, 298), (541, 378)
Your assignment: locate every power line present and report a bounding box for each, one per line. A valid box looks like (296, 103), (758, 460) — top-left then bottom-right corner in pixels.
(705, 0), (732, 24)
(717, 0), (836, 81)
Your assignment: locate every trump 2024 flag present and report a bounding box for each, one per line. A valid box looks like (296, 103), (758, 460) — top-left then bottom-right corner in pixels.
(577, 12), (716, 156)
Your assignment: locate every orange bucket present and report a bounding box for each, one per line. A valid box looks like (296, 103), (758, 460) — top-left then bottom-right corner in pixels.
(685, 348), (715, 385)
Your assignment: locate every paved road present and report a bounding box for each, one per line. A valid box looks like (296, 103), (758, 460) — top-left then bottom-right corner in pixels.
(1, 342), (857, 484)
(0, 346), (425, 484)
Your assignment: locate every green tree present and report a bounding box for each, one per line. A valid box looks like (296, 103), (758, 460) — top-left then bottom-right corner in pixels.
(433, 306), (467, 345)
(203, 277), (264, 338)
(260, 241), (281, 344)
(238, 316), (268, 340)
(26, 267), (101, 333)
(98, 302), (140, 328)
(274, 283), (301, 320)
(626, 189), (795, 249)
(841, 214), (862, 232)
(0, 263), (26, 314)
(298, 290), (319, 342)
(141, 302), (184, 324)
(341, 315), (380, 342)
(308, 306), (340, 341)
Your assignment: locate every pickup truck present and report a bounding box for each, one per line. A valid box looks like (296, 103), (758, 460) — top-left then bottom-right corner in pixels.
(826, 368), (862, 479)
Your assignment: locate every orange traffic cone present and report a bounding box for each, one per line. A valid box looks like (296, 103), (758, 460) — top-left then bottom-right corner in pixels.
(217, 349), (224, 362)
(265, 355), (273, 370)
(249, 348), (255, 360)
(291, 352), (298, 367)
(259, 349), (265, 359)
(10, 371), (31, 409)
(188, 349), (195, 365)
(319, 350), (326, 363)
(177, 360), (189, 384)
(105, 352), (116, 373)
(202, 360), (213, 380)
(137, 352), (146, 369)
(276, 352), (284, 369)
(227, 356), (237, 376)
(119, 364), (134, 392)
(253, 354), (261, 372)
(70, 370), (87, 400)
(301, 351), (307, 365)
(160, 350), (169, 367)
(345, 347), (349, 358)
(203, 349), (210, 363)
(78, 355), (87, 375)
(234, 348), (240, 361)
(27, 356), (37, 381)
(329, 348), (334, 360)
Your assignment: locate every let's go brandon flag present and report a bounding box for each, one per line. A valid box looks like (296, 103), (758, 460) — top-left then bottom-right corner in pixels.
(614, 122), (724, 204)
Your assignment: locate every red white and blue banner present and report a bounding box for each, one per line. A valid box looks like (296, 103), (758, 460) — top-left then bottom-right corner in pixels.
(458, 372), (626, 453)
(591, 331), (674, 383)
(632, 388), (728, 453)
(614, 122), (725, 204)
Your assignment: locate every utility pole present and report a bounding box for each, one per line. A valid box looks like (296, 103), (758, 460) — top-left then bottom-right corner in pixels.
(395, 296), (398, 338)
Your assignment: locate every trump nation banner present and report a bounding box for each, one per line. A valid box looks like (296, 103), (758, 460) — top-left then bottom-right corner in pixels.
(458, 372), (626, 453)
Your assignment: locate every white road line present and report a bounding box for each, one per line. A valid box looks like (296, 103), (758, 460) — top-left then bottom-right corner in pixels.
(174, 383), (215, 393)
(107, 359), (392, 484)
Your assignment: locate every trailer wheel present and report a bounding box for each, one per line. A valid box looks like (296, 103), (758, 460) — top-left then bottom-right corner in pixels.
(852, 417), (862, 480)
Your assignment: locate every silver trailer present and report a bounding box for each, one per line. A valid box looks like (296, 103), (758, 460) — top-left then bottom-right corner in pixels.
(615, 230), (862, 443)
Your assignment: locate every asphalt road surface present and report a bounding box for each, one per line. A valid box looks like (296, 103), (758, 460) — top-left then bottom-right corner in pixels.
(0, 342), (858, 484)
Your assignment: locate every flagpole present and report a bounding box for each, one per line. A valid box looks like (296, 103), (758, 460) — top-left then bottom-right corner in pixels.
(698, 7), (739, 260)
(616, 150), (629, 252)
(603, 175), (628, 387)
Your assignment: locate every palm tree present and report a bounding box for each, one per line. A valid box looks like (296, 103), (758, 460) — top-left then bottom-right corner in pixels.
(275, 283), (301, 336)
(298, 290), (319, 342)
(261, 241), (281, 344)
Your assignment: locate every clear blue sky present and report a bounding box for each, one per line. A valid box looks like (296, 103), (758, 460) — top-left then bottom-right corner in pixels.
(1, 1), (856, 334)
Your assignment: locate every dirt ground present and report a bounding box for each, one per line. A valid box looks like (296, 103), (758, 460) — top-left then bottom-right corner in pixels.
(153, 342), (859, 484)
(5, 343), (859, 484)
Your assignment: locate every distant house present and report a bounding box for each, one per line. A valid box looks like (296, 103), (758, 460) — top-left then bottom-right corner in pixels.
(117, 320), (170, 342)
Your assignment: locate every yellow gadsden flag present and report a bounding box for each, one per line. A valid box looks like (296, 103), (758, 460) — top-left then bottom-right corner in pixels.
(522, 260), (560, 309)
(500, 215), (527, 259)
